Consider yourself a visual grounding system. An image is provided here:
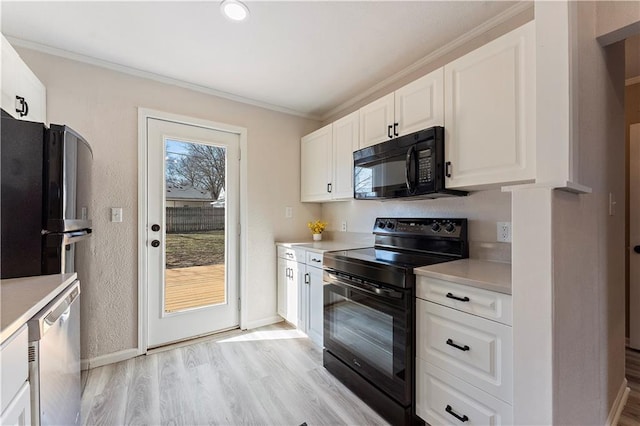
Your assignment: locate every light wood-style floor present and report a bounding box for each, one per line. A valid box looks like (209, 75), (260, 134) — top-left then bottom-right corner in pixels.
(165, 264), (225, 312)
(619, 348), (640, 425)
(81, 322), (388, 426)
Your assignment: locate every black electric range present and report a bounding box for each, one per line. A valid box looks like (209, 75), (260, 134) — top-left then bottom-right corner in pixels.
(322, 217), (468, 426)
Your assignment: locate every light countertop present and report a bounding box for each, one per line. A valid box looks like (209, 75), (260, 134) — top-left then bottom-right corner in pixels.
(415, 259), (511, 295)
(276, 240), (371, 253)
(1, 273), (77, 343)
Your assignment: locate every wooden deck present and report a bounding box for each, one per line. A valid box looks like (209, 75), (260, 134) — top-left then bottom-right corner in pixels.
(164, 264), (225, 312)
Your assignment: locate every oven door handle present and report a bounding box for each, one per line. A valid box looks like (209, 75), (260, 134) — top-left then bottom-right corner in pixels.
(325, 272), (404, 299)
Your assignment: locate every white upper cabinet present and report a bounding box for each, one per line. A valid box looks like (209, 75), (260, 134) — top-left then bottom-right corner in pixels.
(444, 21), (535, 190)
(359, 93), (395, 149)
(332, 111), (359, 199)
(1, 35), (46, 123)
(301, 124), (333, 202)
(395, 70), (444, 137)
(301, 112), (359, 202)
(359, 68), (444, 149)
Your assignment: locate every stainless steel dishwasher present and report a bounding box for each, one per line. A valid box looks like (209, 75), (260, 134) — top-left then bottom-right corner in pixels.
(28, 280), (81, 426)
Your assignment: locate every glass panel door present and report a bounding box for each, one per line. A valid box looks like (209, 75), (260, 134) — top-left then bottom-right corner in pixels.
(146, 117), (239, 348)
(164, 140), (227, 313)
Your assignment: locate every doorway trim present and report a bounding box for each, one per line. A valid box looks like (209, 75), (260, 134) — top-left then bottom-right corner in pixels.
(137, 108), (249, 355)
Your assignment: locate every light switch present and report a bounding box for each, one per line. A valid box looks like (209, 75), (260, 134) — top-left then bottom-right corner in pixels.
(111, 207), (123, 222)
(285, 207), (293, 218)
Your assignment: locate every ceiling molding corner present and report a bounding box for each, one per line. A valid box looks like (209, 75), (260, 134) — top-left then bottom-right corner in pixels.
(4, 35), (321, 121)
(320, 1), (534, 122)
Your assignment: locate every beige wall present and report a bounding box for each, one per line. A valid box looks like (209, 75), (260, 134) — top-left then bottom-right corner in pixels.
(596, 0), (640, 45)
(17, 48), (321, 361)
(551, 2), (627, 424)
(321, 190), (511, 261)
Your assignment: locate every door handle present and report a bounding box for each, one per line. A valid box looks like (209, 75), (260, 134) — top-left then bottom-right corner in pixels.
(15, 96), (29, 117)
(393, 122), (399, 136)
(388, 125), (393, 139)
(634, 245), (640, 254)
(445, 161), (452, 178)
(151, 224), (161, 232)
(151, 240), (160, 247)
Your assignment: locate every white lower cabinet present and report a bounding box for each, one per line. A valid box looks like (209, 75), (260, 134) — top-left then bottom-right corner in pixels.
(416, 276), (513, 425)
(416, 359), (512, 426)
(1, 325), (30, 425)
(305, 262), (324, 347)
(0, 381), (31, 426)
(417, 299), (513, 403)
(276, 247), (305, 326)
(277, 245), (325, 347)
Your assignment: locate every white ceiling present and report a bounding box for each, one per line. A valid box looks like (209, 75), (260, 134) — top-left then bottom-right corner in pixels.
(1, 1), (521, 119)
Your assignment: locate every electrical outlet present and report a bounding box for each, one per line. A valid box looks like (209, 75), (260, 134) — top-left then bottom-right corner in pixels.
(341, 221), (348, 232)
(497, 222), (511, 242)
(285, 206), (293, 218)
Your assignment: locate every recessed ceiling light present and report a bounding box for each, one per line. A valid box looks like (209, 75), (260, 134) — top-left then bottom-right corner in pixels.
(221, 0), (250, 22)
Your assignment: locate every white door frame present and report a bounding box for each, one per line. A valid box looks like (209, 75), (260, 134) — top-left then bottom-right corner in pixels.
(137, 108), (249, 354)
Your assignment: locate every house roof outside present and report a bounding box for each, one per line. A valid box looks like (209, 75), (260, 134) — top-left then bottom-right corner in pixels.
(166, 184), (213, 202)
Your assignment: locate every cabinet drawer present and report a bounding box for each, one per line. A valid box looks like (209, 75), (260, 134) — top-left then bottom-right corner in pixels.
(305, 251), (323, 268)
(0, 325), (29, 413)
(277, 246), (305, 262)
(416, 359), (512, 426)
(416, 276), (512, 326)
(417, 300), (512, 403)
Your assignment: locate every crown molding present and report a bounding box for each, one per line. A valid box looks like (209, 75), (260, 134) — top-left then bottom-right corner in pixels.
(320, 1), (534, 122)
(4, 35), (321, 121)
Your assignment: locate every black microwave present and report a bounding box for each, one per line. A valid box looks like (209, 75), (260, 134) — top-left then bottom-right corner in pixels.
(353, 126), (467, 200)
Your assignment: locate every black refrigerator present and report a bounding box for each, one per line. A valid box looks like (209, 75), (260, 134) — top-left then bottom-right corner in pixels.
(1, 110), (93, 279)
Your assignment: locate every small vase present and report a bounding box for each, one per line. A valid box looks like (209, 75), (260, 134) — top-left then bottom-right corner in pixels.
(313, 233), (322, 241)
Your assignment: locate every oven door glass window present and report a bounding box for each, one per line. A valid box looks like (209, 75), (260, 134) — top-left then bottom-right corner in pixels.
(324, 282), (410, 404)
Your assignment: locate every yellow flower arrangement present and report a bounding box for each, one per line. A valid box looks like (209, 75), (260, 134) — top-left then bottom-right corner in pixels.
(307, 220), (327, 235)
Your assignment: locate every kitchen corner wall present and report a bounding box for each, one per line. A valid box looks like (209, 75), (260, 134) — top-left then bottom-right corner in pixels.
(17, 48), (321, 361)
(322, 189), (512, 261)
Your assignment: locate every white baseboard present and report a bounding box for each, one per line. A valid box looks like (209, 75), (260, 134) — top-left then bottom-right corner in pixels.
(81, 348), (139, 371)
(607, 378), (630, 426)
(242, 315), (283, 330)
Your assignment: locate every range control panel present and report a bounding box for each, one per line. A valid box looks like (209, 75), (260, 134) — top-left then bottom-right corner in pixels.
(373, 218), (467, 238)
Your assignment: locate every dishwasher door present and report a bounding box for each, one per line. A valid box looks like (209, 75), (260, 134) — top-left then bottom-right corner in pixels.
(28, 280), (81, 426)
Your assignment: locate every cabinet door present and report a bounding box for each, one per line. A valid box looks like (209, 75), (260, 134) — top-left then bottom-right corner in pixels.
(332, 110), (359, 200)
(1, 325), (28, 414)
(301, 124), (333, 202)
(1, 35), (46, 123)
(277, 257), (288, 319)
(277, 257), (301, 326)
(444, 21), (535, 190)
(298, 267), (308, 333)
(395, 68), (444, 137)
(306, 265), (324, 347)
(359, 93), (394, 148)
(0, 381), (31, 426)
